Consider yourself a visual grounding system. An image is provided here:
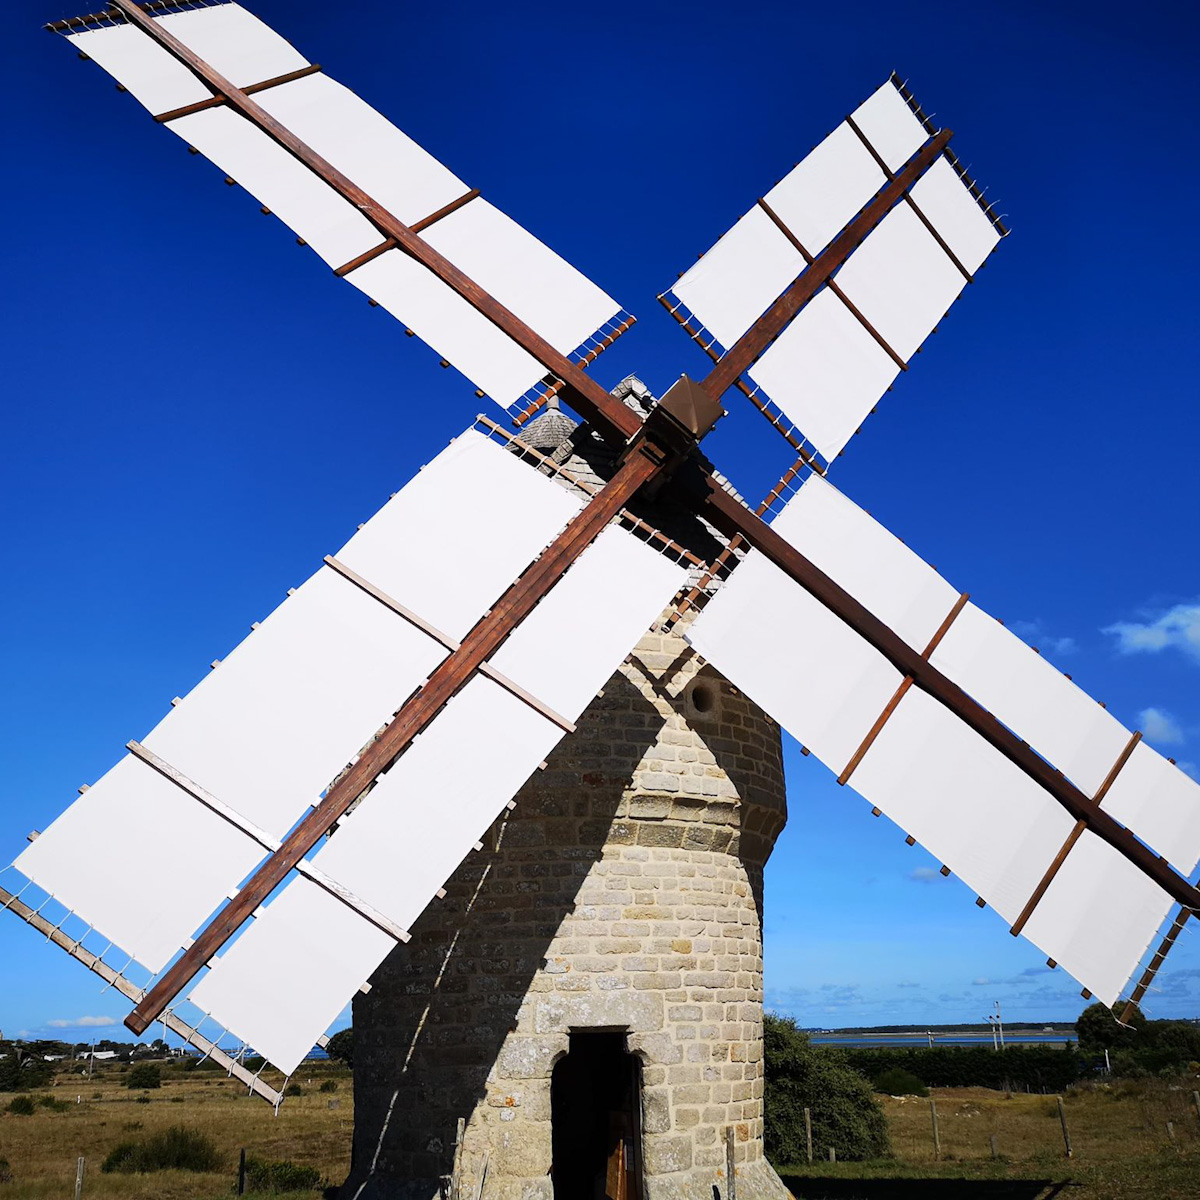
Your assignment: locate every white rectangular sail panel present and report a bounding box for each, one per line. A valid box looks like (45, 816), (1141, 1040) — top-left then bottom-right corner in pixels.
(15, 755), (265, 974)
(768, 477), (960, 654)
(253, 72), (467, 229)
(143, 565), (447, 842)
(421, 199), (621, 371)
(908, 158), (1001, 275)
(334, 431), (585, 642)
(929, 601), (1132, 800)
(1021, 831), (1176, 1006)
(489, 526), (688, 722)
(156, 3), (308, 90)
(671, 206), (805, 350)
(762, 124), (886, 261)
(312, 677), (563, 935)
(68, 24), (212, 114)
(851, 687), (1078, 924)
(344, 250), (547, 404)
(1098, 741), (1200, 875)
(850, 80), (929, 172)
(685, 550), (904, 772)
(747, 287), (900, 462)
(167, 107), (380, 269)
(189, 875), (393, 1076)
(833, 202), (967, 362)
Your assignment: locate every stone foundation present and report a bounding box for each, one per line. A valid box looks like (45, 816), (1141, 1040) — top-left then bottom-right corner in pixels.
(342, 618), (790, 1200)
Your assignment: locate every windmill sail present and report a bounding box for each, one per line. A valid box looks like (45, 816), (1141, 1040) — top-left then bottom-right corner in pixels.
(61, 2), (629, 410)
(663, 78), (1003, 462)
(12, 428), (686, 1074)
(686, 475), (1200, 1006)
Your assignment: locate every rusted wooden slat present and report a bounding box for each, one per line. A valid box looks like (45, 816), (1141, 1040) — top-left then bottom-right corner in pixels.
(756, 197), (908, 374)
(700, 130), (952, 400)
(837, 593), (968, 785)
(105, 0), (642, 448)
(846, 113), (973, 284)
(1009, 731), (1144, 937)
(154, 63), (322, 122)
(125, 440), (666, 1034)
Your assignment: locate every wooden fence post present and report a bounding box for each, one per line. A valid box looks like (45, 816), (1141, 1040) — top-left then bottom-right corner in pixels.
(73, 1156), (85, 1200)
(804, 1108), (813, 1164)
(1167, 1121), (1177, 1148)
(989, 1134), (999, 1160)
(725, 1126), (736, 1200)
(1192, 1090), (1200, 1124)
(929, 1098), (941, 1161)
(827, 1147), (836, 1164)
(450, 1117), (466, 1200)
(237, 1148), (246, 1196)
(1056, 1096), (1073, 1159)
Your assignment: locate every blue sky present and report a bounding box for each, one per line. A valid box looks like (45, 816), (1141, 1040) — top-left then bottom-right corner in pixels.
(2, 0), (1197, 1043)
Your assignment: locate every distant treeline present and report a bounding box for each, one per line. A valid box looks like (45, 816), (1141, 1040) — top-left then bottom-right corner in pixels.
(822, 1021), (1073, 1036)
(834, 1044), (1080, 1092)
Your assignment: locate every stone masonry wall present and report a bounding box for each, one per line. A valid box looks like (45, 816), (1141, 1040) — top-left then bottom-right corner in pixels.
(344, 615), (790, 1200)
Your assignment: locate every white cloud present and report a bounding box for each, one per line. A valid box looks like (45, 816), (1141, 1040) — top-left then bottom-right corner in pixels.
(1138, 706), (1184, 745)
(971, 977), (993, 986)
(1105, 601), (1200, 662)
(1009, 619), (1078, 658)
(908, 867), (941, 884)
(45, 1015), (117, 1029)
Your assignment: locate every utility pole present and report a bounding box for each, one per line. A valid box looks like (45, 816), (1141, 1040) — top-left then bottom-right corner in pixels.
(985, 1016), (998, 1050)
(994, 1001), (1006, 1049)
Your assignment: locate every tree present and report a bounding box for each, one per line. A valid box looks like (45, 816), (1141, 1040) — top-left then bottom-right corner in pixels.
(1075, 1001), (1144, 1051)
(763, 1014), (890, 1164)
(126, 1063), (162, 1090)
(325, 1027), (353, 1070)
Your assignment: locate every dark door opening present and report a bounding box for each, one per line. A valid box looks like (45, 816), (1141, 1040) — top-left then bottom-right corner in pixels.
(551, 1031), (644, 1200)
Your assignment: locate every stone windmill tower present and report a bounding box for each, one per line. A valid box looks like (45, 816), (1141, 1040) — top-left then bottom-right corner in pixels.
(345, 381), (791, 1200)
(16, 9), (1200, 1200)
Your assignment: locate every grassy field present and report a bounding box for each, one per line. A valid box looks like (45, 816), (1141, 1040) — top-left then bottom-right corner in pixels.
(781, 1082), (1200, 1200)
(1, 1065), (1198, 1198)
(0, 1059), (352, 1199)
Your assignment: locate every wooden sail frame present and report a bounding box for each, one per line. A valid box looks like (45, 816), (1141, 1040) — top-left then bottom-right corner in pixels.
(22, 3), (1200, 1043)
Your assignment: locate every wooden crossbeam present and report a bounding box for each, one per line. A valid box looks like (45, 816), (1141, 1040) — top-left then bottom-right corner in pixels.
(1009, 731), (1143, 938)
(105, 0), (643, 448)
(838, 592), (970, 786)
(699, 129), (952, 400)
(125, 438), (667, 1034)
(692, 480), (1200, 917)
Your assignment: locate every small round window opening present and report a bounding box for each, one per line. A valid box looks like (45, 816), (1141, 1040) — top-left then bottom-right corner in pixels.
(690, 682), (716, 715)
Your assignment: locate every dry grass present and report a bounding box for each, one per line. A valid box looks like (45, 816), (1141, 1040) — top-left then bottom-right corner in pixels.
(0, 1060), (352, 1199)
(3, 1064), (1198, 1199)
(780, 1079), (1200, 1200)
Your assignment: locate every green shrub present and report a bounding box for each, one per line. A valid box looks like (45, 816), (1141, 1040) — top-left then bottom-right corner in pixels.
(873, 1067), (928, 1097)
(287, 1083), (304, 1098)
(244, 1157), (322, 1191)
(126, 1064), (161, 1090)
(6, 1095), (36, 1116)
(0, 1053), (52, 1092)
(37, 1093), (71, 1112)
(764, 1015), (890, 1164)
(100, 1125), (221, 1174)
(134, 1094), (151, 1105)
(0, 1155), (12, 1183)
(318, 1080), (338, 1094)
(835, 1044), (1079, 1092)
(325, 1027), (353, 1069)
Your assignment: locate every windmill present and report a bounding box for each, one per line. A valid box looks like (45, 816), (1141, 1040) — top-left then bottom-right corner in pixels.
(5, 2), (1199, 1197)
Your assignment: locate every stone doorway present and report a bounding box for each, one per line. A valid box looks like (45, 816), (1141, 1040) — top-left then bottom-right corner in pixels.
(550, 1031), (644, 1200)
